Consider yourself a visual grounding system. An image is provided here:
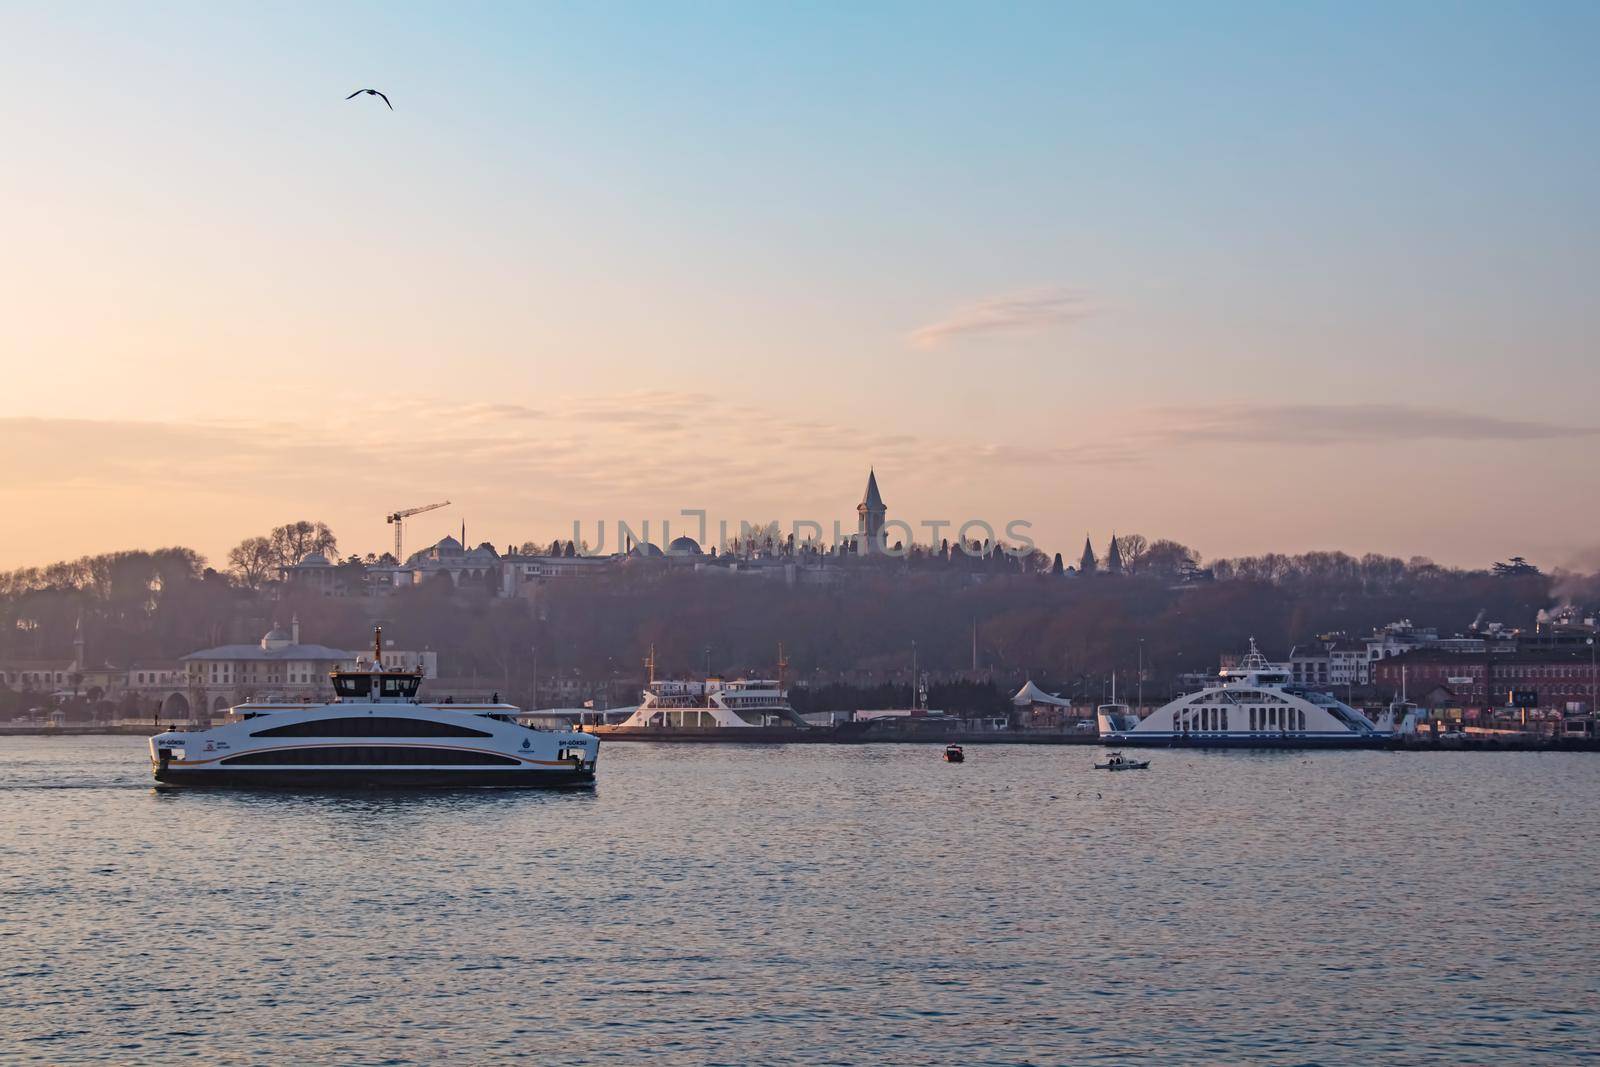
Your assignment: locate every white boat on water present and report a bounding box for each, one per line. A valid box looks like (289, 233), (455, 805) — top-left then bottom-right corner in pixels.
(149, 628), (598, 787)
(1098, 639), (1421, 748)
(599, 677), (810, 732)
(1094, 752), (1150, 771)
(595, 645), (811, 736)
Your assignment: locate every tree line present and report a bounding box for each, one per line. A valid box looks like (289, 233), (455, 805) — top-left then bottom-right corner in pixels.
(1, 523), (1589, 715)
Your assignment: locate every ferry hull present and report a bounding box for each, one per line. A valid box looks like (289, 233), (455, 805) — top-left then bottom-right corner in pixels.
(153, 765), (596, 788)
(592, 726), (817, 743)
(1102, 733), (1399, 750)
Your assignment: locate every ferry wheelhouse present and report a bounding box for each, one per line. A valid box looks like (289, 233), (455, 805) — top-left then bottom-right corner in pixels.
(150, 628), (598, 787)
(1098, 639), (1419, 748)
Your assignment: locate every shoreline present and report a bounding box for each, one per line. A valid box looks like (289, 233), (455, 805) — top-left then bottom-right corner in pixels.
(5, 724), (1598, 752)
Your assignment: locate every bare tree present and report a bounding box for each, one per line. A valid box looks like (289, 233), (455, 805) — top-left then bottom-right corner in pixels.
(1115, 534), (1149, 574)
(267, 521), (338, 570)
(227, 537), (275, 589)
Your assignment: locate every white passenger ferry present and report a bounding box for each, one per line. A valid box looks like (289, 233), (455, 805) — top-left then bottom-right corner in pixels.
(150, 629), (598, 787)
(593, 646), (812, 738)
(1098, 639), (1419, 748)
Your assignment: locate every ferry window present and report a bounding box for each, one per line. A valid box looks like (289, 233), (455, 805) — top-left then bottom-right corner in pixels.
(252, 717), (491, 739)
(380, 676), (419, 698)
(1221, 709), (1228, 731)
(333, 675), (371, 698)
(223, 746), (519, 766)
(1250, 708), (1258, 731)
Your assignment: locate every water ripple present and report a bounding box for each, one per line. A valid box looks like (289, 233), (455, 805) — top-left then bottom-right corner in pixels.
(0, 737), (1595, 1063)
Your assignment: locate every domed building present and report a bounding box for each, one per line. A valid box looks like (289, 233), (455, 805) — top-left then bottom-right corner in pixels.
(282, 549), (341, 594)
(260, 625), (293, 652)
(625, 542), (666, 563)
(667, 535), (703, 557)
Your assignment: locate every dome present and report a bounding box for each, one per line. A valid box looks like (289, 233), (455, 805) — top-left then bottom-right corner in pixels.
(627, 542), (665, 559)
(667, 536), (703, 556)
(297, 551), (331, 567)
(260, 626), (291, 651)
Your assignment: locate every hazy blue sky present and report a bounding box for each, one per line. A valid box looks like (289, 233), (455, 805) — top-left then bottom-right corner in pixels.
(2, 2), (1596, 569)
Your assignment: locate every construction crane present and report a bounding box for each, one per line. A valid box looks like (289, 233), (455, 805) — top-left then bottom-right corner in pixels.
(387, 501), (450, 560)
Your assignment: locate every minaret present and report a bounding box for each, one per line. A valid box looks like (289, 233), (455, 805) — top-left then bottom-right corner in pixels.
(1106, 533), (1123, 575)
(1079, 535), (1098, 575)
(857, 469), (887, 549)
(72, 612), (85, 672)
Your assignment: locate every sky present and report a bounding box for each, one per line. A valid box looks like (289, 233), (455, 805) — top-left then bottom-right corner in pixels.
(2, 1), (1597, 572)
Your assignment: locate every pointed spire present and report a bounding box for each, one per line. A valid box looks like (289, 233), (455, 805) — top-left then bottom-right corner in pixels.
(857, 468), (887, 547)
(860, 468), (885, 510)
(1106, 532), (1123, 574)
(1080, 535), (1098, 575)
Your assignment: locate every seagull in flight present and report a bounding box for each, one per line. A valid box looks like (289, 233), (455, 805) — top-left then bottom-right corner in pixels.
(345, 88), (393, 110)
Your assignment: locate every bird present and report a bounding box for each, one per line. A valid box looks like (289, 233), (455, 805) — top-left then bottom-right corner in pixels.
(345, 88), (393, 110)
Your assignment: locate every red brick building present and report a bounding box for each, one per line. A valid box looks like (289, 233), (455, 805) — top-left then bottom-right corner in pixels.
(1373, 645), (1599, 720)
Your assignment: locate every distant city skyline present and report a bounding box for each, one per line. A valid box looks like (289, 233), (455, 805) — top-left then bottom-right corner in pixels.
(3, 2), (1598, 571)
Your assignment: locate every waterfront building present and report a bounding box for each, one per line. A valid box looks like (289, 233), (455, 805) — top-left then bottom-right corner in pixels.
(1373, 645), (1599, 722)
(1011, 679), (1082, 728)
(1289, 645), (1331, 688)
(177, 618), (437, 722)
(0, 660), (80, 694)
(1329, 640), (1368, 686)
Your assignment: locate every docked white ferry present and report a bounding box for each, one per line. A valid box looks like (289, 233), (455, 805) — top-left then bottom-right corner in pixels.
(599, 678), (811, 734)
(150, 629), (598, 787)
(1097, 640), (1419, 748)
(593, 648), (812, 739)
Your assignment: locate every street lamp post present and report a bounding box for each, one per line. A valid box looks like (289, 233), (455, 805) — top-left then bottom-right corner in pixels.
(1137, 638), (1144, 713)
(1589, 636), (1596, 736)
(911, 640), (918, 710)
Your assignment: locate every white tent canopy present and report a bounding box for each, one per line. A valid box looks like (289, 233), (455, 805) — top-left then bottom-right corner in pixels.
(1012, 680), (1072, 708)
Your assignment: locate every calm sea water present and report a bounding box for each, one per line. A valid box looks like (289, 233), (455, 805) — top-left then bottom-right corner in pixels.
(1, 737), (1596, 1065)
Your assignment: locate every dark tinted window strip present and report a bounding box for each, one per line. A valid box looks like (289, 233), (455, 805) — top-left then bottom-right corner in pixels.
(250, 717), (492, 739)
(221, 746), (520, 766)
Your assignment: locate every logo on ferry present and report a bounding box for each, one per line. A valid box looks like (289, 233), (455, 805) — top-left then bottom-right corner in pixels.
(521, 739), (530, 749)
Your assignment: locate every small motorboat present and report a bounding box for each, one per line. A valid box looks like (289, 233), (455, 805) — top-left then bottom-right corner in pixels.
(1094, 751), (1150, 771)
(943, 744), (965, 763)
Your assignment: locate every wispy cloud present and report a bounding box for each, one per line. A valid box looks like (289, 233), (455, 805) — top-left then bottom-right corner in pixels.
(908, 286), (1094, 349)
(1146, 403), (1598, 446)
